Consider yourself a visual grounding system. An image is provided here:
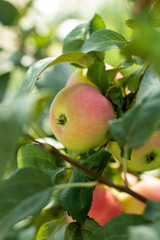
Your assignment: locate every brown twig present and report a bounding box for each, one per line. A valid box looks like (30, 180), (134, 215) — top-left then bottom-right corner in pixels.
(24, 134), (147, 203)
(98, 140), (109, 151)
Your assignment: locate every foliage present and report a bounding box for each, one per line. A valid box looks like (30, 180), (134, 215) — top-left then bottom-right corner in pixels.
(60, 150), (110, 223)
(64, 218), (100, 240)
(0, 0), (160, 239)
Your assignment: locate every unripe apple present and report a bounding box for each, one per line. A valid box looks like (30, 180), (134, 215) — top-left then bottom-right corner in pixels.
(88, 185), (123, 225)
(121, 177), (160, 214)
(108, 131), (160, 171)
(49, 83), (115, 152)
(66, 63), (123, 87)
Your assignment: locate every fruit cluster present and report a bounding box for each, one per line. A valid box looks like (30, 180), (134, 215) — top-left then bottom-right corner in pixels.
(49, 64), (160, 227)
(89, 175), (160, 226)
(67, 175), (160, 226)
(49, 65), (160, 171)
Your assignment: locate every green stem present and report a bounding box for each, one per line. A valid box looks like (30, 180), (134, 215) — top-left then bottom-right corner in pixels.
(123, 145), (128, 186)
(31, 121), (46, 138)
(53, 181), (98, 190)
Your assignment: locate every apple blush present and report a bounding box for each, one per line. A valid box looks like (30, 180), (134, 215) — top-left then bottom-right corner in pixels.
(49, 83), (115, 152)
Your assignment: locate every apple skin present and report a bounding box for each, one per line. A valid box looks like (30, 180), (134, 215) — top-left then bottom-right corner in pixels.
(66, 63), (123, 87)
(66, 69), (98, 88)
(108, 131), (160, 171)
(49, 83), (115, 152)
(121, 177), (160, 214)
(88, 185), (123, 226)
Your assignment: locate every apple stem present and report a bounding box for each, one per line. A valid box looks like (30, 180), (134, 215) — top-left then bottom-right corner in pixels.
(24, 134), (147, 204)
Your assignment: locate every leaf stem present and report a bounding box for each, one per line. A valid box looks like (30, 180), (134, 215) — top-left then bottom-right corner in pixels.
(123, 145), (129, 186)
(53, 181), (98, 190)
(30, 122), (47, 138)
(24, 134), (147, 203)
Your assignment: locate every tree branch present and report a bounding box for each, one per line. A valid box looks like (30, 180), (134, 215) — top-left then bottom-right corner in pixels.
(24, 134), (147, 203)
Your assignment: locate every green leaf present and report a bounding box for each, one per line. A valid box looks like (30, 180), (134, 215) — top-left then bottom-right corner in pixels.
(63, 14), (106, 54)
(82, 29), (127, 53)
(109, 90), (160, 149)
(0, 108), (21, 178)
(30, 90), (51, 121)
(105, 68), (121, 83)
(4, 226), (35, 240)
(143, 200), (160, 221)
(118, 58), (134, 68)
(152, 0), (160, 27)
(63, 24), (88, 53)
(107, 86), (124, 108)
(129, 222), (160, 240)
(17, 143), (65, 180)
(20, 52), (94, 94)
(136, 66), (160, 103)
(127, 66), (144, 94)
(60, 149), (110, 224)
(17, 143), (64, 169)
(87, 61), (109, 93)
(0, 0), (18, 26)
(36, 63), (72, 99)
(89, 14), (105, 34)
(128, 200), (160, 240)
(0, 72), (10, 102)
(64, 218), (100, 240)
(36, 219), (66, 240)
(126, 19), (136, 29)
(36, 219), (60, 240)
(90, 214), (146, 240)
(123, 15), (160, 75)
(0, 167), (53, 240)
(0, 95), (40, 179)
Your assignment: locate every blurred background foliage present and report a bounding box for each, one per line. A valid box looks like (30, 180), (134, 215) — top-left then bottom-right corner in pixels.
(0, 0), (134, 144)
(0, 0), (132, 104)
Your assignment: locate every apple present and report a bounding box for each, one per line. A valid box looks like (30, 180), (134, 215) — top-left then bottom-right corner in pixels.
(108, 131), (160, 171)
(66, 63), (123, 87)
(121, 177), (160, 214)
(49, 83), (115, 151)
(66, 69), (98, 88)
(88, 184), (123, 225)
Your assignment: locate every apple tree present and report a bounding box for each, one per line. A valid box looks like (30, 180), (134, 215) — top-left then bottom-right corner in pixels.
(0, 0), (160, 239)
